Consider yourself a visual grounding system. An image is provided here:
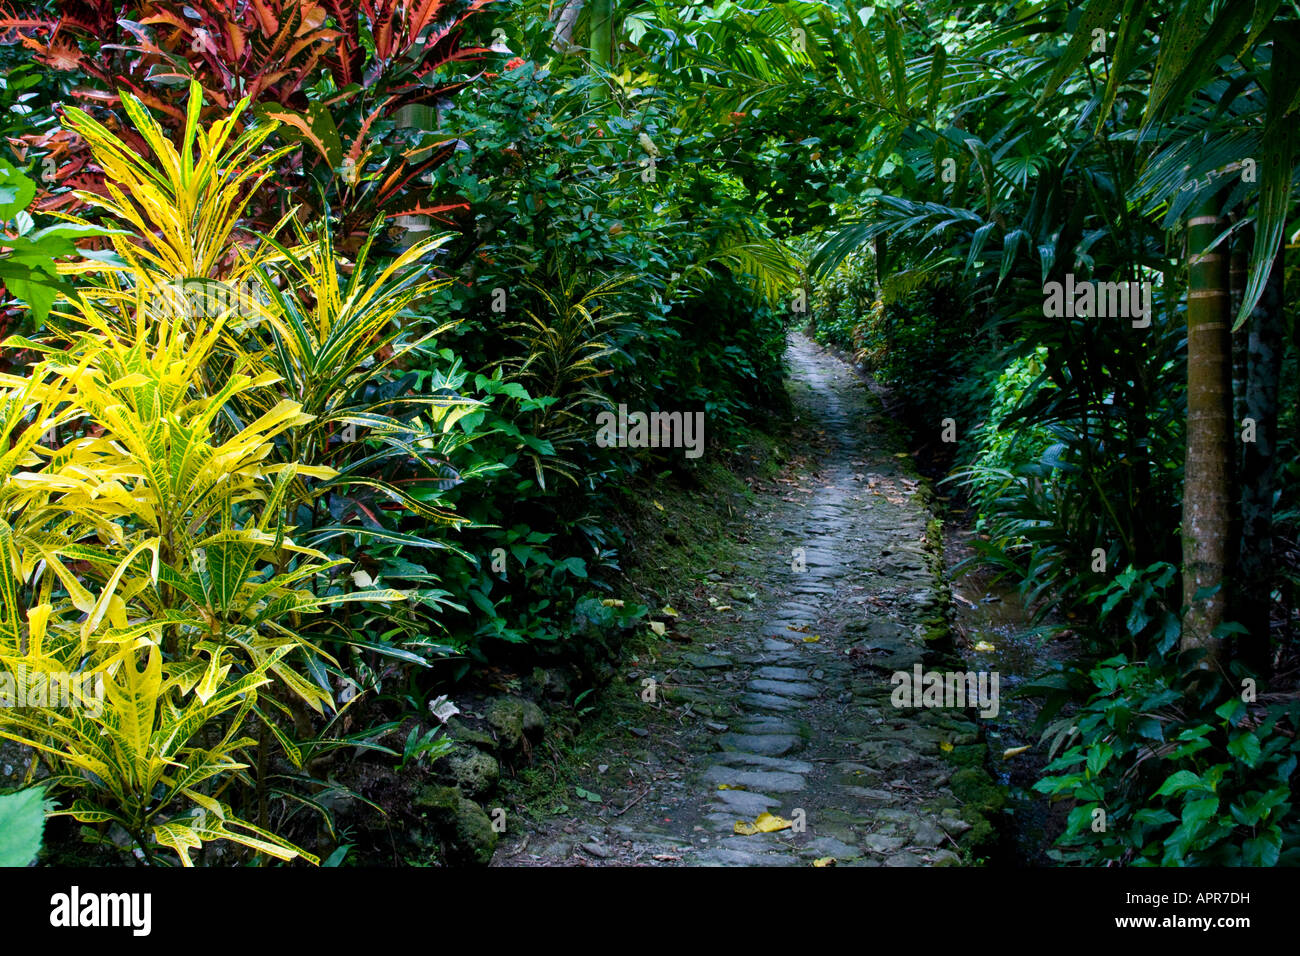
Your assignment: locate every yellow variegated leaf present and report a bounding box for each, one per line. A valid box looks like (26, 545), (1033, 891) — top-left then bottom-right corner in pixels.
(181, 789), (227, 821)
(102, 643), (162, 783)
(81, 538), (160, 643)
(50, 800), (122, 824)
(25, 604), (51, 655)
(109, 373), (152, 389)
(261, 463), (338, 481)
(264, 719), (303, 771)
(265, 659), (333, 714)
(162, 660), (207, 697)
(153, 822), (203, 867)
(190, 814), (319, 865)
(193, 648), (232, 705)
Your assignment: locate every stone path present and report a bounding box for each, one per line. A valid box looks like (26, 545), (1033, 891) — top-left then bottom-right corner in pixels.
(498, 334), (1000, 866)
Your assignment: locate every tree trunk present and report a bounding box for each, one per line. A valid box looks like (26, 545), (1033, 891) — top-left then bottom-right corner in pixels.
(550, 0), (584, 54)
(590, 0), (614, 89)
(1180, 201), (1233, 668)
(392, 103), (438, 246)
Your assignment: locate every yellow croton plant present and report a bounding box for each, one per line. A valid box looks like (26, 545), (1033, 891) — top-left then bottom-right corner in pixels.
(0, 82), (428, 865)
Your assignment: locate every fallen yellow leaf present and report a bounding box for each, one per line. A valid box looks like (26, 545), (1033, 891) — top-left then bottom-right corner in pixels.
(716, 605), (732, 612)
(661, 606), (679, 617)
(1002, 745), (1030, 760)
(649, 621), (666, 636)
(812, 857), (836, 867)
(718, 784), (748, 791)
(803, 635), (821, 643)
(734, 811), (793, 835)
(973, 640), (995, 652)
(939, 741), (954, 753)
(653, 500), (665, 511)
(601, 599), (625, 607)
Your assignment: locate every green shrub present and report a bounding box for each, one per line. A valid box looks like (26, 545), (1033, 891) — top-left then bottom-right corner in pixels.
(1034, 653), (1299, 866)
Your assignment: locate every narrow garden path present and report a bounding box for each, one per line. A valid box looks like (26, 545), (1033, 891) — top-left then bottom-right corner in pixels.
(498, 334), (998, 866)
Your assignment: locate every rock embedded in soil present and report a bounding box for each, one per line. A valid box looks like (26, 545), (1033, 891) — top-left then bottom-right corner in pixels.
(435, 749), (500, 801)
(734, 715), (806, 736)
(682, 651), (733, 670)
(752, 666), (807, 681)
(716, 733), (803, 756)
(711, 789), (783, 816)
(443, 718), (497, 753)
(738, 691), (803, 711)
(746, 679), (819, 698)
(702, 767), (806, 793)
(711, 752), (814, 774)
(484, 697), (526, 753)
(521, 699), (546, 740)
(884, 850), (924, 867)
(413, 785), (498, 867)
(530, 666), (572, 701)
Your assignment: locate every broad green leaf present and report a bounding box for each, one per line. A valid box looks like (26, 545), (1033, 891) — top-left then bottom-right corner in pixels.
(0, 788), (48, 866)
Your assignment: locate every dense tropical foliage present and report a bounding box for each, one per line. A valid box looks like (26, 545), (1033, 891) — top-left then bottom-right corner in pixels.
(0, 0), (1296, 872)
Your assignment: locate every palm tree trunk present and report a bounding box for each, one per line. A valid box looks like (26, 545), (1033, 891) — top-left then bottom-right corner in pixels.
(1180, 200), (1233, 667)
(393, 103), (438, 246)
(590, 0), (614, 98)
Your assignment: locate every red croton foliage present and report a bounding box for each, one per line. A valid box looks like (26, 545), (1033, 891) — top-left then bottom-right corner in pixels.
(0, 0), (495, 241)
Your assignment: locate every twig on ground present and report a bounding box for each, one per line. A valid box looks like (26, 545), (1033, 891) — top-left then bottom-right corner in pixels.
(612, 786), (652, 817)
